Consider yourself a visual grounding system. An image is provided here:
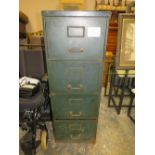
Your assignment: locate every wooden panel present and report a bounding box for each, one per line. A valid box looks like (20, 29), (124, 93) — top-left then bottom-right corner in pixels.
(106, 12), (119, 55)
(102, 52), (114, 86)
(106, 30), (118, 53)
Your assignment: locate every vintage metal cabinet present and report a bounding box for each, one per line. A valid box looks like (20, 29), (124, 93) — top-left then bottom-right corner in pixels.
(42, 11), (111, 142)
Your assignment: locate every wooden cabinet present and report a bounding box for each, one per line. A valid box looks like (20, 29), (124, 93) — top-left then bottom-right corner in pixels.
(103, 11), (124, 87)
(42, 11), (111, 142)
(106, 11), (119, 55)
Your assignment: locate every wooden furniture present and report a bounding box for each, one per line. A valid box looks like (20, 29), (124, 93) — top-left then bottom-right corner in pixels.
(59, 0), (85, 10)
(102, 51), (114, 88)
(106, 11), (119, 55)
(96, 0), (135, 12)
(42, 11), (111, 142)
(96, 0), (135, 86)
(102, 11), (119, 87)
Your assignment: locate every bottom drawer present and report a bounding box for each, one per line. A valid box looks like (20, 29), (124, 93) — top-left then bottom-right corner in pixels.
(53, 120), (97, 142)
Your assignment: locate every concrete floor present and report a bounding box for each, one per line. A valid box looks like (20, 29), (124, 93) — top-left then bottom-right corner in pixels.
(19, 88), (135, 155)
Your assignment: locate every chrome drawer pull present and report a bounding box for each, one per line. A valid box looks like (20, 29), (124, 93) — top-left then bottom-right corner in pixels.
(70, 134), (81, 140)
(69, 111), (82, 117)
(80, 48), (84, 52)
(67, 84), (83, 90)
(68, 48), (84, 53)
(69, 124), (84, 131)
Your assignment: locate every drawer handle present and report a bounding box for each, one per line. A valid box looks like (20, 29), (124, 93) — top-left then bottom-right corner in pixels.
(70, 134), (81, 140)
(68, 48), (84, 53)
(69, 111), (82, 117)
(67, 84), (83, 90)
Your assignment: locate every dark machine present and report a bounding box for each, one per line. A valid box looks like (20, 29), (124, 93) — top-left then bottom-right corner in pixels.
(19, 11), (52, 155)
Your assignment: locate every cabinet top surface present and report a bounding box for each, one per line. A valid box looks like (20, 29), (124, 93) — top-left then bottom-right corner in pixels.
(42, 11), (111, 17)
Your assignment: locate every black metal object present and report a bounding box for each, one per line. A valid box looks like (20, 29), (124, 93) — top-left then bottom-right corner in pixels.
(19, 81), (51, 155)
(108, 65), (135, 114)
(20, 107), (48, 155)
(32, 109), (37, 155)
(20, 108), (49, 155)
(128, 91), (135, 123)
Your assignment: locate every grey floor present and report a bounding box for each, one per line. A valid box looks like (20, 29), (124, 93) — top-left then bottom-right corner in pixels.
(19, 88), (135, 155)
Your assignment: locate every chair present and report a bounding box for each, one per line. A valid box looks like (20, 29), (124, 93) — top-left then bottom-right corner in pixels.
(19, 43), (51, 155)
(108, 66), (135, 114)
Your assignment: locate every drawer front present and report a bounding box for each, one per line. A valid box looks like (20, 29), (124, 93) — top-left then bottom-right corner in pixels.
(54, 120), (97, 142)
(47, 61), (103, 94)
(44, 17), (108, 60)
(51, 94), (100, 119)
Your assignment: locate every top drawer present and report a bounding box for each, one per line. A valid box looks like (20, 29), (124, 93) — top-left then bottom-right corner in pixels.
(43, 16), (109, 60)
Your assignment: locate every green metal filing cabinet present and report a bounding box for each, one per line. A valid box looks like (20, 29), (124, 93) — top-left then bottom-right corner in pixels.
(42, 11), (111, 142)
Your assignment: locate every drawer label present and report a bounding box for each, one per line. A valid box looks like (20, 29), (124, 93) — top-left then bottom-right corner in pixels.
(87, 27), (101, 37)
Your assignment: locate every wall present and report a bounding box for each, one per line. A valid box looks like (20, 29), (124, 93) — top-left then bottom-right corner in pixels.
(19, 0), (96, 32)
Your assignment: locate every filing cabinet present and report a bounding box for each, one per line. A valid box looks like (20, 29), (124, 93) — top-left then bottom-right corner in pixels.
(42, 11), (111, 142)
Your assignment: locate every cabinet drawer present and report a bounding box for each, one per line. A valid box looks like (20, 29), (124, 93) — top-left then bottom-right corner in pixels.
(44, 17), (107, 60)
(47, 61), (103, 94)
(54, 120), (97, 142)
(51, 94), (100, 119)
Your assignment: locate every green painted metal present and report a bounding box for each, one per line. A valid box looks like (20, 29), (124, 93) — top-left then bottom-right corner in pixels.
(51, 94), (100, 119)
(42, 11), (111, 142)
(42, 11), (111, 17)
(47, 61), (103, 94)
(44, 16), (107, 60)
(53, 120), (97, 142)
